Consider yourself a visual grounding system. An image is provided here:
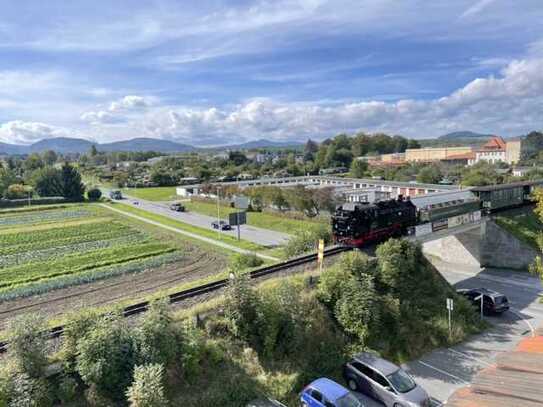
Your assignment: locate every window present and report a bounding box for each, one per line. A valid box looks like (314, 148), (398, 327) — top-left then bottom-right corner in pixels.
(310, 389), (323, 402)
(351, 362), (373, 378)
(371, 371), (390, 388)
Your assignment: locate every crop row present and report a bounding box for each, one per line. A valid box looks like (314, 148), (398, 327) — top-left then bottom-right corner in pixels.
(0, 233), (148, 268)
(0, 220), (131, 248)
(0, 242), (176, 289)
(0, 252), (184, 302)
(0, 208), (92, 228)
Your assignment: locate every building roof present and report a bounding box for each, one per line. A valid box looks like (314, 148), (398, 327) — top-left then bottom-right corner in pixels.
(410, 190), (477, 209)
(443, 152), (476, 161)
(469, 179), (543, 192)
(479, 136), (507, 151)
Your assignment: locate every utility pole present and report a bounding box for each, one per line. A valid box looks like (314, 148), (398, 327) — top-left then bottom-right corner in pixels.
(216, 186), (221, 240)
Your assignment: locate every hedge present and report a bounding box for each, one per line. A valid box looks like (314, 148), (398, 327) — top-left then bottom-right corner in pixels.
(0, 197), (68, 208)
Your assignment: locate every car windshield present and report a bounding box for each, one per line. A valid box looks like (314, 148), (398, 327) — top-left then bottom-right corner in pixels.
(494, 295), (507, 304)
(387, 369), (416, 393)
(335, 393), (362, 407)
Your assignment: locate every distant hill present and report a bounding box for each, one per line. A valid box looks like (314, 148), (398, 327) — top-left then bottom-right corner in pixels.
(438, 131), (492, 140)
(0, 136), (303, 155)
(98, 138), (193, 153)
(0, 137), (194, 155)
(29, 137), (95, 154)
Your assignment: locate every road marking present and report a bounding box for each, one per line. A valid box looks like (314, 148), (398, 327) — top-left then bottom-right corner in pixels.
(417, 361), (469, 385)
(509, 307), (536, 337)
(100, 204), (280, 261)
(447, 348), (494, 367)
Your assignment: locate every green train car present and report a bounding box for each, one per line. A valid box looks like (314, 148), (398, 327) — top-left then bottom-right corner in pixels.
(470, 181), (543, 212)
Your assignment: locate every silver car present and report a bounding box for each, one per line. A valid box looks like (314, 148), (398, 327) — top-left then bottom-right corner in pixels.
(343, 352), (430, 407)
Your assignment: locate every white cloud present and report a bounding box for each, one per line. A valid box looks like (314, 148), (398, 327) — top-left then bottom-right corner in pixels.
(80, 111), (118, 125)
(460, 0), (497, 18)
(0, 121), (71, 145)
(109, 95), (150, 112)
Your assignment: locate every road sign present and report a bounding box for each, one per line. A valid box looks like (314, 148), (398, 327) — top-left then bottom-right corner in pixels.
(234, 196), (249, 209)
(229, 212), (247, 226)
(446, 297), (454, 338)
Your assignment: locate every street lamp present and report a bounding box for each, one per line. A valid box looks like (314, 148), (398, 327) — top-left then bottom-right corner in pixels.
(216, 186), (221, 239)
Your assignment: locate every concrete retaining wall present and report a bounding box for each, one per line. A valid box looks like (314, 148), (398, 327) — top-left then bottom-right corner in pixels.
(480, 220), (538, 270)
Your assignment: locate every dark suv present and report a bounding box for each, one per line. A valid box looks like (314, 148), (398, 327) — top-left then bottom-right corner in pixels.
(456, 288), (509, 315)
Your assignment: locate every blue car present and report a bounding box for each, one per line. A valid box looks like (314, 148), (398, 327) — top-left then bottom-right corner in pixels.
(300, 378), (363, 407)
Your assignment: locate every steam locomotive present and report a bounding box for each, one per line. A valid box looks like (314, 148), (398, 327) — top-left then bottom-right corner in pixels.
(332, 196), (417, 247)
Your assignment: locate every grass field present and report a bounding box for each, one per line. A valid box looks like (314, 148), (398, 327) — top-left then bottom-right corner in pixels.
(496, 208), (542, 249)
(122, 186), (177, 201)
(106, 202), (269, 253)
(0, 204), (182, 301)
(184, 200), (326, 234)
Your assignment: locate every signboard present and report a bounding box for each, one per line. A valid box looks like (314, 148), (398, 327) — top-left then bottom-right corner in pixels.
(415, 223), (432, 237)
(432, 218), (448, 232)
(229, 211), (247, 226)
(448, 213), (470, 228)
(234, 196), (249, 210)
(317, 239), (325, 263)
(446, 298), (454, 311)
(471, 210), (481, 222)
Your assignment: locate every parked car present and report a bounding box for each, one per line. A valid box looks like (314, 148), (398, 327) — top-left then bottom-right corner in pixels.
(300, 378), (363, 407)
(132, 200), (139, 205)
(343, 352), (430, 407)
(169, 202), (185, 212)
(109, 190), (123, 200)
(456, 288), (510, 315)
(211, 220), (231, 230)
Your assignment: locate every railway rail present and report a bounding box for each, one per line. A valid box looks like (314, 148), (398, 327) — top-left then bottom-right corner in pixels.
(0, 245), (351, 353)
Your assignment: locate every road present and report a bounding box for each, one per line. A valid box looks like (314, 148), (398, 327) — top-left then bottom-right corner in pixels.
(402, 259), (543, 405)
(102, 190), (290, 247)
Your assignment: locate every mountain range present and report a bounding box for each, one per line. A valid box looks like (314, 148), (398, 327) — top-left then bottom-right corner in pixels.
(0, 137), (301, 155)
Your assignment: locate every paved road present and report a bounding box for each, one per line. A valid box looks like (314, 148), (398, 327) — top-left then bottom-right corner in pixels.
(402, 259), (543, 405)
(100, 204), (280, 261)
(103, 190), (290, 247)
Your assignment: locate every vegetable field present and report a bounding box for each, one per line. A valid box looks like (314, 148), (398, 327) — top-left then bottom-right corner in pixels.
(0, 204), (181, 301)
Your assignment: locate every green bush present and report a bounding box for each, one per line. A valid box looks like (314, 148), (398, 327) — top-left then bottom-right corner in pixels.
(57, 375), (79, 404)
(126, 364), (168, 407)
(228, 253), (264, 271)
(61, 309), (101, 373)
(134, 299), (180, 368)
(76, 315), (136, 401)
(87, 188), (102, 201)
(4, 373), (51, 407)
(7, 313), (49, 378)
(223, 271), (260, 342)
(283, 224), (332, 258)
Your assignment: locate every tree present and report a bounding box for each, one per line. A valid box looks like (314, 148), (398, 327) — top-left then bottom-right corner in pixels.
(76, 316), (136, 401)
(461, 162), (502, 186)
(530, 188), (543, 280)
(87, 188), (102, 201)
(42, 150), (58, 166)
(89, 145), (98, 157)
(23, 154), (44, 173)
(416, 166), (442, 184)
(61, 162), (85, 201)
(5, 184), (31, 200)
(224, 271), (259, 341)
(31, 167), (64, 197)
(126, 364), (168, 407)
(350, 159), (368, 178)
(304, 139), (319, 161)
(0, 168), (17, 197)
(7, 314), (49, 378)
(134, 300), (180, 368)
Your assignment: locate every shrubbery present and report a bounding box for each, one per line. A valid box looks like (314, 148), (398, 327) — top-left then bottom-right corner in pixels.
(283, 223), (332, 258)
(228, 252), (264, 271)
(87, 188), (102, 201)
(126, 364), (168, 407)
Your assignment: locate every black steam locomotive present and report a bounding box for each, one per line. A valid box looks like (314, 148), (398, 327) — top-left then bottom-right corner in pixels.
(332, 196), (417, 247)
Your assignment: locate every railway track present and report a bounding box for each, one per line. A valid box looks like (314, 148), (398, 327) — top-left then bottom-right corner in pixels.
(0, 245), (351, 353)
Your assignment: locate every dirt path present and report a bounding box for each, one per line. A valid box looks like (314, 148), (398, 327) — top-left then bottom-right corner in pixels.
(0, 250), (226, 328)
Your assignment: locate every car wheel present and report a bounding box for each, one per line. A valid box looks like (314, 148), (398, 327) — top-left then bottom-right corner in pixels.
(347, 377), (359, 392)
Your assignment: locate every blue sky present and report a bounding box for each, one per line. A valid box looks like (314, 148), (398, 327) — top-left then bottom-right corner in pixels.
(0, 0), (542, 146)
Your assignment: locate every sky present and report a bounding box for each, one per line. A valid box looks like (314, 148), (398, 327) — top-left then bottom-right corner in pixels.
(0, 0), (542, 146)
